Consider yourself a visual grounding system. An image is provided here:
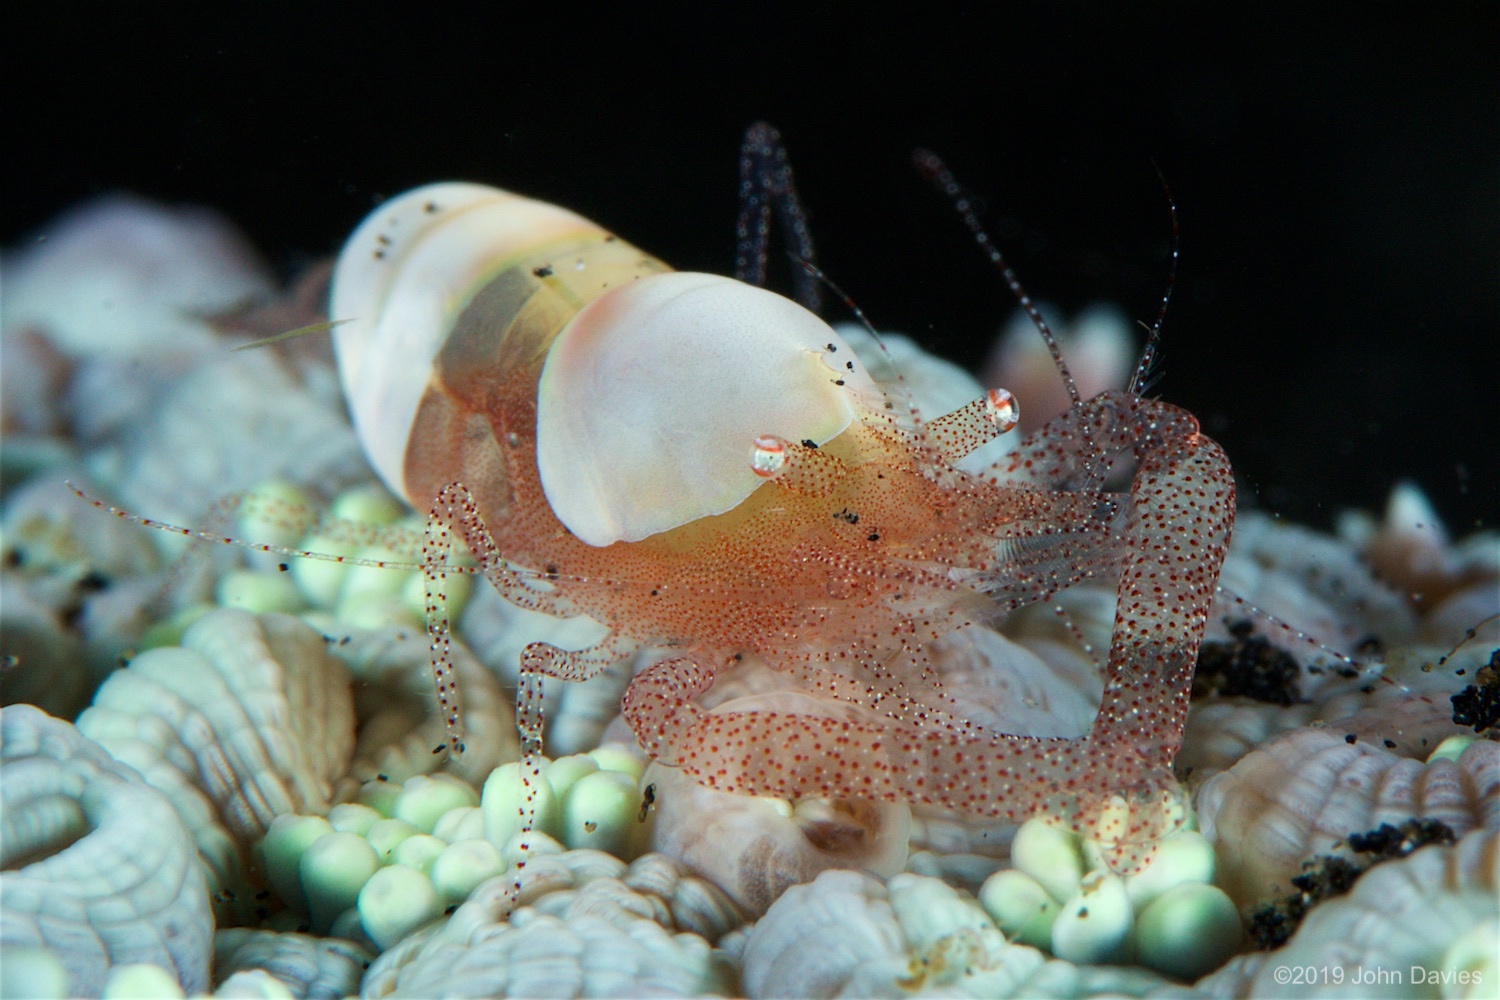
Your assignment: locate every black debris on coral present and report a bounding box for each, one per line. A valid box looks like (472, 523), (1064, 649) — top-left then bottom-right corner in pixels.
(1346, 818), (1456, 860)
(1249, 856), (1363, 950)
(1450, 651), (1500, 733)
(1248, 818), (1457, 950)
(1193, 619), (1303, 706)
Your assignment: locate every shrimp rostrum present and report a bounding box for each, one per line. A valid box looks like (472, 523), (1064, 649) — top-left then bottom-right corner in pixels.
(328, 125), (1235, 871)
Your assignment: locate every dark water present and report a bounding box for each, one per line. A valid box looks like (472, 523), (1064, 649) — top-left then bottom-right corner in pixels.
(6, 6), (1495, 533)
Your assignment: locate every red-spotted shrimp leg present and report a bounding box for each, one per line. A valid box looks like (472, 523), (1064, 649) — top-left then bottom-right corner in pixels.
(624, 390), (1233, 872)
(1000, 390), (1234, 851)
(426, 481), (648, 889)
(423, 481), (644, 758)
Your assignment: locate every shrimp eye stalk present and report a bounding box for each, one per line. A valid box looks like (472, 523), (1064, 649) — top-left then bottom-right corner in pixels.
(925, 387), (1022, 464)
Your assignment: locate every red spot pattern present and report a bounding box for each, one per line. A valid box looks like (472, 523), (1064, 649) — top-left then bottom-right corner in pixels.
(399, 234), (1235, 874)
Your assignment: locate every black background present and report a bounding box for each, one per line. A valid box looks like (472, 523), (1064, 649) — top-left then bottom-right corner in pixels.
(6, 5), (1495, 533)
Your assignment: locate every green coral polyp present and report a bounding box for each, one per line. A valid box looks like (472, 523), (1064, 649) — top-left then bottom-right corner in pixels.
(1051, 871), (1133, 965)
(391, 773), (480, 832)
(251, 752), (649, 952)
(1133, 882), (1243, 980)
(429, 839), (506, 905)
(976, 869), (1057, 950)
(357, 865), (442, 952)
(235, 481), (475, 628)
(364, 818), (421, 862)
(326, 802), (382, 837)
(979, 815), (1242, 979)
(299, 832), (379, 932)
(390, 833), (448, 874)
(261, 815), (335, 911)
(215, 569), (307, 616)
(482, 750), (652, 860)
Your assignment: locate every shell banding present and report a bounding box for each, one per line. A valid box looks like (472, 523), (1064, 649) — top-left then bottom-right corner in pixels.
(329, 183), (879, 547)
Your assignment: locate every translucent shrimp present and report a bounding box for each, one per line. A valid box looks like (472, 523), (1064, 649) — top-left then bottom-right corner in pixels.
(327, 123), (1235, 871)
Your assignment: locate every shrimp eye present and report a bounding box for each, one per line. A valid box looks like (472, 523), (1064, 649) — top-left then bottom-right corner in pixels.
(750, 436), (788, 477)
(985, 388), (1020, 433)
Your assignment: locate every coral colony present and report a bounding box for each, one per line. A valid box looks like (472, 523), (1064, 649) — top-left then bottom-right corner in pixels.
(2, 126), (1496, 997)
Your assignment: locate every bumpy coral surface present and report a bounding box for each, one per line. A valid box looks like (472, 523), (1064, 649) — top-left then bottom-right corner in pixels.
(1, 705), (213, 996)
(2, 193), (1496, 999)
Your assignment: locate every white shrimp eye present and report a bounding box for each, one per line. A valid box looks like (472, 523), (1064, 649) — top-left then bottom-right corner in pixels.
(750, 436), (788, 477)
(986, 388), (1020, 434)
(536, 272), (881, 547)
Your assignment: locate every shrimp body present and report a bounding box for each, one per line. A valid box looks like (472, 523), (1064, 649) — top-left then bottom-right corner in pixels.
(329, 170), (1235, 869)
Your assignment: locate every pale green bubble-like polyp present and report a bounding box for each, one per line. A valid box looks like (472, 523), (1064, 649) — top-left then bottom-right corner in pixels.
(430, 839), (506, 906)
(541, 753), (600, 800)
(392, 773), (480, 833)
(537, 272), (880, 546)
(1428, 733), (1479, 763)
(0, 947), (70, 1000)
(588, 744), (648, 782)
(365, 817), (421, 862)
(561, 768), (645, 858)
(261, 814), (334, 911)
(391, 833), (447, 874)
(1442, 918), (1500, 988)
(357, 864), (442, 952)
(431, 804), (485, 843)
(482, 761), (561, 848)
(1122, 829), (1216, 909)
(1051, 871), (1133, 965)
(326, 802), (382, 837)
(1133, 882), (1241, 980)
(298, 832), (379, 931)
(977, 869), (1058, 950)
(1010, 818), (1086, 904)
(215, 569), (306, 615)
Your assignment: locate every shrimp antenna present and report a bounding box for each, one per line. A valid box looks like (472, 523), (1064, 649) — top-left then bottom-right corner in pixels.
(914, 148), (1107, 486)
(229, 318), (349, 352)
(912, 149), (1083, 410)
(789, 256), (938, 440)
(67, 481), (482, 576)
(734, 123), (937, 446)
(736, 122), (821, 313)
(1127, 163), (1180, 397)
(791, 256), (884, 346)
(1436, 613), (1500, 668)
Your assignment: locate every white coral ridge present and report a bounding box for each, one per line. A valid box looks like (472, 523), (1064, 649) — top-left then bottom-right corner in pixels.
(975, 817), (1240, 980)
(329, 623), (516, 788)
(1195, 726), (1500, 907)
(646, 756), (912, 916)
(741, 869), (1171, 998)
(1196, 828), (1499, 998)
(75, 608), (357, 928)
(362, 844), (740, 998)
(1, 194), (274, 357)
(0, 705), (212, 997)
(214, 928), (372, 1000)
